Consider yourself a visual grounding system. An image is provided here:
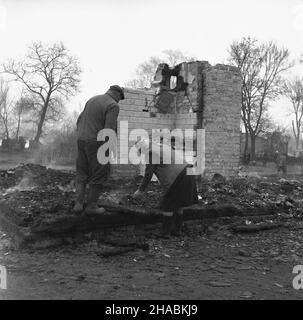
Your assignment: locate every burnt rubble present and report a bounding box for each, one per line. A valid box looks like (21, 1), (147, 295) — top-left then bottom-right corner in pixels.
(0, 163), (303, 248)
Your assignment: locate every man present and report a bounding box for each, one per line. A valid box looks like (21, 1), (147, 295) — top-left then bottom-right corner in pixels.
(275, 150), (287, 176)
(262, 150), (268, 167)
(73, 85), (124, 214)
(133, 138), (198, 237)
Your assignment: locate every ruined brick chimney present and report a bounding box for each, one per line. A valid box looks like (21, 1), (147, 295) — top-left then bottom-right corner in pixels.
(113, 60), (242, 178)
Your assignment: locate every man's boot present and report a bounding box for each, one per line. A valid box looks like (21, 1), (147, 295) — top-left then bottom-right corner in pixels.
(85, 186), (106, 215)
(72, 181), (86, 213)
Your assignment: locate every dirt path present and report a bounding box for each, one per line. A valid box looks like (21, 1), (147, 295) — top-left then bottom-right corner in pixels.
(1, 218), (303, 300)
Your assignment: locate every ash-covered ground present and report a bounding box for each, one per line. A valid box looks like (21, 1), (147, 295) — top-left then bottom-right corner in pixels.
(1, 163), (303, 227)
(1, 164), (303, 299)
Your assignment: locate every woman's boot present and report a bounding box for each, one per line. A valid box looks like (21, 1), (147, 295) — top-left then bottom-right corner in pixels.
(172, 209), (183, 236)
(161, 213), (174, 238)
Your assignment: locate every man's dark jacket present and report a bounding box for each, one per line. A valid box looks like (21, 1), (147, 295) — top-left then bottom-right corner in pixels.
(77, 93), (120, 141)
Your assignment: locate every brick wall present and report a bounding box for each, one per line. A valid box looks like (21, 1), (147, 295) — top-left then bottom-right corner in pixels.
(112, 88), (176, 178)
(111, 61), (242, 179)
(202, 64), (242, 177)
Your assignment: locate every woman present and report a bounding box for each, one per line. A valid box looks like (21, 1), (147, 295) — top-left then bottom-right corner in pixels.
(133, 137), (198, 237)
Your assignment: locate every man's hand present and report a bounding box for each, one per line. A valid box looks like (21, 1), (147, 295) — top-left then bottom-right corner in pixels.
(133, 190), (143, 199)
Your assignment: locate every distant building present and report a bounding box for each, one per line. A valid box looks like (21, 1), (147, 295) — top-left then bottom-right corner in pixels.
(240, 134), (267, 157)
(240, 132), (289, 161)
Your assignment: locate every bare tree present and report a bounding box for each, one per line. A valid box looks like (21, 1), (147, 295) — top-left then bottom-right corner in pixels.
(14, 98), (23, 140)
(126, 49), (195, 88)
(228, 37), (292, 160)
(257, 112), (276, 136)
(13, 94), (36, 139)
(2, 41), (82, 142)
(283, 78), (303, 151)
(0, 78), (13, 139)
(0, 79), (8, 108)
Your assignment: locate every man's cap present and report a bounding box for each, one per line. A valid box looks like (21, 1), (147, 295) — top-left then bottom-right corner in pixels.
(109, 85), (125, 100)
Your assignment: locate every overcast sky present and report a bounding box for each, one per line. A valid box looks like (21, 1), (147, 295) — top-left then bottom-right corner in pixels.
(1, 0), (303, 127)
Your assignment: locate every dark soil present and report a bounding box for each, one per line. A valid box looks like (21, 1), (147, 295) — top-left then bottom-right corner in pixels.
(1, 217), (303, 300)
(1, 164), (303, 299)
(1, 164), (303, 228)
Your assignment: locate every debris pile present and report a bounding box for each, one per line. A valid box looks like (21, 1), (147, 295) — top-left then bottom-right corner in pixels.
(0, 163), (74, 190)
(0, 164), (162, 228)
(198, 176), (303, 219)
(1, 163), (303, 230)
(0, 164), (75, 227)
